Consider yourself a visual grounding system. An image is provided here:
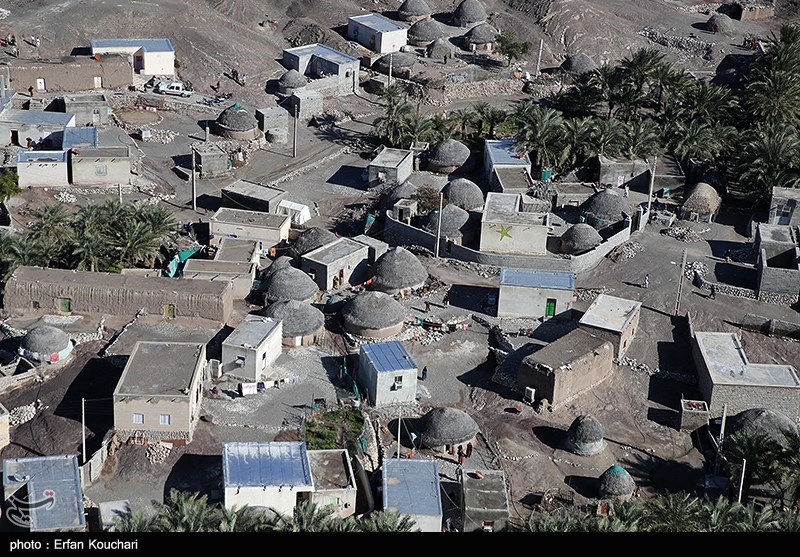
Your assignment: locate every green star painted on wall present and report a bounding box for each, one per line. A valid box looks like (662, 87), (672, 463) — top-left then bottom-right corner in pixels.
(499, 225), (512, 240)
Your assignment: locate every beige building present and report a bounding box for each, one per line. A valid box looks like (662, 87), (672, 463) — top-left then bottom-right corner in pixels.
(221, 315), (283, 381)
(8, 54), (134, 93)
(497, 268), (575, 320)
(113, 341), (207, 444)
(0, 402), (9, 451)
(89, 38), (175, 76)
(209, 208), (290, 250)
(480, 192), (549, 256)
(70, 147), (132, 186)
(308, 449), (358, 518)
(182, 259), (256, 299)
(578, 294), (641, 358)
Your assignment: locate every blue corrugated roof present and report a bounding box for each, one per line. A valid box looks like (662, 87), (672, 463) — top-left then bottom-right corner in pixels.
(499, 268), (574, 290)
(90, 38), (174, 53)
(223, 442), (313, 488)
(62, 126), (98, 149)
(350, 13), (405, 32)
(361, 341), (415, 373)
(485, 139), (530, 166)
(382, 458), (442, 518)
(17, 150), (68, 163)
(284, 43), (359, 65)
(3, 455), (85, 531)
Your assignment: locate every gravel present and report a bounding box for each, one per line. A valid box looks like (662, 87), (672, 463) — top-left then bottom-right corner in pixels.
(146, 443), (171, 464)
(9, 403), (37, 426)
(661, 226), (705, 242)
(638, 26), (714, 57)
(684, 261), (709, 279)
(54, 192), (77, 203)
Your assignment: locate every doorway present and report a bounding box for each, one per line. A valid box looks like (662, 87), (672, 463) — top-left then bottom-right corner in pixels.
(545, 298), (556, 318)
(57, 297), (72, 314)
(35, 78), (45, 91)
(163, 304), (176, 319)
(10, 130), (18, 146)
(93, 76), (103, 89)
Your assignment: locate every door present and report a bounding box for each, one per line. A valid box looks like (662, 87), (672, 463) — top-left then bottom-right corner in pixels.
(57, 298), (72, 314)
(163, 304), (176, 319)
(93, 76), (103, 89)
(545, 298), (556, 318)
(92, 109), (100, 124)
(134, 55), (144, 71)
(10, 130), (18, 146)
(35, 78), (45, 91)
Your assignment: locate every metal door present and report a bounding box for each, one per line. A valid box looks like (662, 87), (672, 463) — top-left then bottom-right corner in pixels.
(93, 76), (102, 89)
(545, 298), (556, 318)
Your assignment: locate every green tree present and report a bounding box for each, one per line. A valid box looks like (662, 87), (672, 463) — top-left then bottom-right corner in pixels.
(670, 120), (721, 170)
(482, 107), (508, 139)
(723, 431), (782, 503)
(562, 116), (595, 168)
(774, 427), (800, 509)
(623, 119), (663, 159)
(735, 124), (800, 204)
(217, 506), (275, 532)
(496, 31), (532, 67)
(358, 510), (418, 532)
(374, 85), (413, 146)
(29, 203), (74, 248)
(619, 47), (665, 98)
(152, 489), (220, 532)
(641, 492), (705, 532)
(702, 497), (744, 532)
(272, 501), (350, 532)
(110, 220), (164, 268)
(589, 116), (625, 158)
(744, 71), (800, 127)
(400, 111), (435, 148)
(0, 171), (20, 201)
(111, 511), (159, 532)
(448, 108), (476, 140)
(513, 106), (567, 170)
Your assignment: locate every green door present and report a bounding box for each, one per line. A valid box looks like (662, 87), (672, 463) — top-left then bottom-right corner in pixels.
(164, 304), (176, 319)
(58, 297), (71, 314)
(545, 298), (556, 318)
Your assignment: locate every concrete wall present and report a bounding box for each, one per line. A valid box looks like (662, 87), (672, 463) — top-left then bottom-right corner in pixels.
(71, 155), (131, 186)
(497, 286), (573, 319)
(305, 72), (357, 96)
(569, 222), (631, 274)
(9, 56), (133, 93)
(221, 327), (282, 381)
(579, 308), (640, 359)
(225, 485), (311, 515)
(183, 271), (252, 299)
(17, 160), (68, 187)
(256, 107), (289, 143)
(301, 249), (370, 290)
(358, 351), (417, 406)
(143, 50), (175, 76)
(289, 91), (324, 121)
(63, 102), (111, 126)
(369, 158), (413, 189)
(310, 487), (357, 518)
(221, 189), (285, 213)
(377, 29), (408, 54)
(758, 248), (800, 295)
(598, 158), (650, 189)
(0, 404), (8, 451)
(410, 513), (442, 533)
(210, 220), (289, 248)
(480, 221), (548, 255)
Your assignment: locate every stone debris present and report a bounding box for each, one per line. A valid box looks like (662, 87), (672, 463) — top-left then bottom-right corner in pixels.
(428, 79), (528, 106)
(684, 261), (709, 279)
(9, 403), (37, 426)
(0, 9), (10, 20)
(608, 241), (644, 262)
(146, 443), (171, 464)
(445, 258), (500, 278)
(616, 356), (697, 384)
(575, 287), (615, 302)
(661, 226), (704, 242)
(54, 192), (77, 204)
(141, 128), (178, 144)
(731, 244), (757, 264)
(680, 2), (724, 13)
(639, 26), (714, 58)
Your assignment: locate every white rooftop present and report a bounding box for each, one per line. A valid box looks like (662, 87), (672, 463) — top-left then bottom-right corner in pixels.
(579, 294), (641, 333)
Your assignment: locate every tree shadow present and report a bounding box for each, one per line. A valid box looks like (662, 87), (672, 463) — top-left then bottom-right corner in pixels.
(532, 425), (564, 451)
(619, 451), (704, 496)
(564, 475), (600, 499)
(163, 453), (224, 504)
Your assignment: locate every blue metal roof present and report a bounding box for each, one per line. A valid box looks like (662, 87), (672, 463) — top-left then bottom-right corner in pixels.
(499, 268), (575, 290)
(223, 442), (313, 488)
(284, 43), (359, 65)
(3, 455), (85, 531)
(382, 458), (442, 518)
(90, 38), (174, 53)
(485, 139), (531, 166)
(0, 110), (75, 126)
(17, 150), (68, 163)
(62, 126), (98, 149)
(350, 13), (405, 32)
(361, 341), (416, 373)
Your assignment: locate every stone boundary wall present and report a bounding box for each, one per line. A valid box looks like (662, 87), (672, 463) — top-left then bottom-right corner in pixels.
(694, 271), (799, 306)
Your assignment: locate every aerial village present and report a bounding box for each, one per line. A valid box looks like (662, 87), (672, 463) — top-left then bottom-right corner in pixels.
(0, 0), (798, 534)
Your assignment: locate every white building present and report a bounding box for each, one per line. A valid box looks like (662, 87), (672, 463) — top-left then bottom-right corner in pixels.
(16, 150), (69, 187)
(308, 449), (358, 518)
(497, 268), (575, 320)
(358, 341), (417, 407)
(348, 14), (408, 54)
(483, 139), (532, 192)
(368, 147), (413, 189)
(578, 294), (641, 358)
(221, 315), (283, 381)
(209, 207), (291, 250)
(382, 458), (442, 532)
(89, 38), (175, 76)
(480, 192), (549, 256)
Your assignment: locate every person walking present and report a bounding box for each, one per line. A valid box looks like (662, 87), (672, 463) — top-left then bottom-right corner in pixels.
(457, 445), (465, 465)
(421, 366), (428, 381)
(465, 442), (473, 458)
(642, 274), (649, 289)
(425, 301), (431, 313)
(710, 284), (716, 300)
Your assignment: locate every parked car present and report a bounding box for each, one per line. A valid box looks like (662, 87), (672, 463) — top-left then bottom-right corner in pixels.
(154, 81), (191, 97)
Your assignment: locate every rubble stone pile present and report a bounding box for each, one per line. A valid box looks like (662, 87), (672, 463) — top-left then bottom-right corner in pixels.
(146, 443), (171, 464)
(609, 241), (643, 262)
(639, 26), (714, 56)
(684, 261), (709, 279)
(142, 128), (178, 144)
(9, 403), (37, 426)
(430, 79), (527, 106)
(575, 287), (615, 302)
(54, 192), (77, 204)
(661, 226), (704, 242)
(616, 357), (697, 384)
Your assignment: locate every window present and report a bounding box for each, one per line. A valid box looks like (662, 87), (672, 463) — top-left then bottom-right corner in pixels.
(328, 497), (339, 506)
(159, 414), (171, 425)
(95, 164), (107, 176)
(132, 413), (144, 425)
(393, 376), (403, 390)
(163, 304), (176, 319)
(482, 521), (495, 532)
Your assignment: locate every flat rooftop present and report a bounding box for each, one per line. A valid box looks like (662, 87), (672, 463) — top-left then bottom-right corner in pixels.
(484, 192), (520, 213)
(579, 294), (641, 333)
(3, 455), (85, 532)
(494, 167), (532, 190)
(695, 332), (800, 387)
(222, 179), (285, 201)
(383, 458), (442, 518)
(62, 126), (98, 149)
(758, 223), (797, 245)
(485, 139), (531, 167)
(462, 469), (509, 514)
(114, 341), (204, 397)
(284, 43), (359, 65)
(223, 442), (313, 488)
(499, 268), (574, 290)
(90, 38), (174, 53)
(773, 187), (800, 202)
(361, 340), (416, 372)
(72, 147), (129, 158)
(64, 93), (108, 103)
(183, 259), (254, 274)
(350, 13), (405, 32)
(307, 449), (355, 491)
(303, 237), (367, 265)
(483, 207), (548, 226)
(371, 147), (413, 168)
(523, 328), (610, 370)
(214, 238), (258, 262)
(17, 150), (67, 163)
(352, 234), (388, 250)
(9, 266), (230, 296)
(222, 315), (281, 350)
(211, 208), (289, 229)
(0, 109), (75, 126)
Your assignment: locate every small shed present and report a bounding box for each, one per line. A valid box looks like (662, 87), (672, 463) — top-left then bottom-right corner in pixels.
(70, 147), (131, 186)
(680, 182), (721, 223)
(221, 315), (283, 381)
(256, 106), (290, 143)
(342, 291), (406, 338)
(214, 104), (261, 140)
(398, 0), (432, 21)
(308, 449), (358, 518)
(261, 299), (325, 347)
(578, 294), (641, 358)
(369, 246), (428, 295)
(560, 223), (602, 254)
(301, 237), (370, 290)
(61, 126), (98, 150)
(194, 143), (231, 179)
(262, 266), (319, 304)
(352, 234), (389, 264)
(16, 150), (69, 187)
(209, 208), (291, 249)
(289, 89), (324, 121)
(18, 325), (74, 364)
(461, 468), (509, 532)
(221, 179), (286, 213)
(348, 13), (408, 54)
(368, 147), (414, 189)
(63, 92), (111, 125)
(480, 192), (549, 256)
(214, 238), (260, 264)
(223, 442), (314, 516)
(289, 227), (338, 258)
(358, 340), (418, 406)
(382, 458), (442, 532)
(276, 200), (312, 225)
(497, 268), (575, 319)
(463, 23), (499, 52)
(408, 19), (445, 47)
(565, 415), (606, 456)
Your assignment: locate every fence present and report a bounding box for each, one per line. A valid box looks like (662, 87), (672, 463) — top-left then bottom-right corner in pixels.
(79, 430), (115, 488)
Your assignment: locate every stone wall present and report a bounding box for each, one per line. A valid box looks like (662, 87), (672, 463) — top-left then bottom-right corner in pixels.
(712, 384), (800, 421)
(694, 270), (799, 305)
(570, 222), (631, 274)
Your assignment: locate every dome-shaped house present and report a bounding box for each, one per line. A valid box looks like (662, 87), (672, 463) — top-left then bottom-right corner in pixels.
(598, 465), (636, 501)
(261, 300), (325, 347)
(262, 267), (319, 304)
(442, 178), (484, 211)
(679, 182), (721, 223)
(214, 104), (261, 140)
(560, 223), (603, 254)
(565, 415), (606, 456)
(422, 203), (474, 245)
(453, 0), (487, 27)
(708, 13), (736, 35)
(18, 325), (73, 363)
(560, 53), (599, 75)
(727, 408), (799, 449)
(427, 38), (456, 60)
(264, 255), (294, 277)
(419, 407), (480, 451)
(289, 227), (338, 258)
(383, 180), (420, 209)
(408, 19), (444, 47)
(398, 0), (432, 21)
(579, 188), (630, 230)
(277, 69), (307, 96)
(342, 291), (406, 338)
(463, 23), (499, 52)
(374, 52), (418, 80)
(370, 246), (428, 295)
(428, 139), (471, 174)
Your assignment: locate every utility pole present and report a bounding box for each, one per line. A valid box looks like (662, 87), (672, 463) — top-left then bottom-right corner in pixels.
(190, 147), (197, 212)
(292, 103), (298, 158)
(714, 403), (728, 476)
(396, 407), (401, 459)
(674, 248), (687, 316)
(646, 155), (657, 220)
(737, 458), (747, 504)
(118, 182), (122, 203)
(535, 38), (544, 76)
(81, 398), (86, 465)
(388, 53), (393, 88)
(434, 191), (443, 258)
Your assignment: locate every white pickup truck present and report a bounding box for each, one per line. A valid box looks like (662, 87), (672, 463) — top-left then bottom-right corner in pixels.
(154, 81), (191, 97)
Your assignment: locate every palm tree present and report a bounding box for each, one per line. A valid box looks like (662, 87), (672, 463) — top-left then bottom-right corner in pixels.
(428, 112), (455, 142)
(775, 427), (800, 509)
(272, 501), (348, 532)
(482, 107), (508, 139)
(513, 107), (567, 171)
(399, 111), (434, 148)
(623, 119), (663, 159)
(152, 489), (219, 532)
(358, 510), (417, 532)
(374, 85), (413, 146)
(686, 81), (739, 125)
(522, 506), (584, 532)
(217, 506), (275, 532)
(703, 496), (744, 532)
(111, 511), (159, 532)
(111, 220), (164, 268)
(670, 120), (721, 170)
(590, 64), (623, 119)
(0, 171), (20, 202)
(589, 116), (625, 158)
(735, 124), (800, 203)
(723, 431), (782, 503)
(619, 47), (665, 98)
(29, 203), (74, 248)
(776, 509), (800, 531)
(470, 101), (492, 137)
(641, 492), (705, 532)
(737, 503), (778, 532)
(745, 71), (800, 127)
(562, 116), (595, 168)
(448, 108), (476, 140)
